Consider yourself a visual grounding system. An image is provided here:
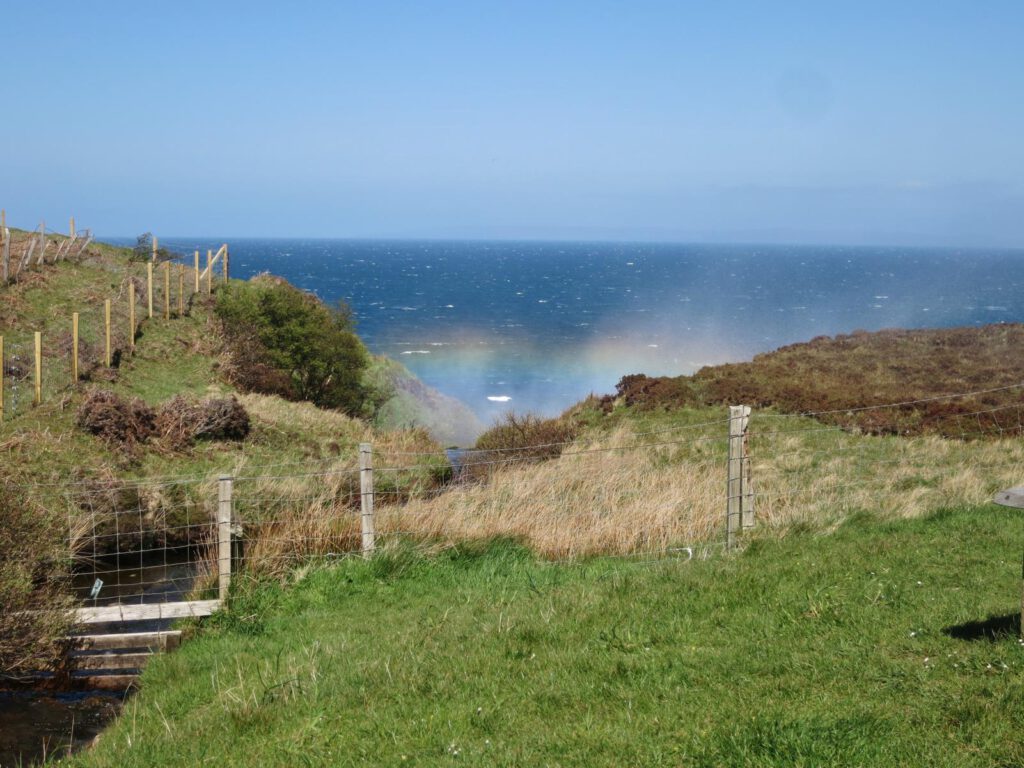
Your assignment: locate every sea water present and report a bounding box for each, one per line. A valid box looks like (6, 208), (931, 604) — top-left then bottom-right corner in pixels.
(139, 239), (1024, 423)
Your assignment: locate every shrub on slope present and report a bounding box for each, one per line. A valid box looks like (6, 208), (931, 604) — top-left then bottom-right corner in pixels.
(215, 275), (375, 415)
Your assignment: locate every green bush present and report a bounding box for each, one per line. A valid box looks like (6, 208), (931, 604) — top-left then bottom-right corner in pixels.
(216, 275), (372, 414)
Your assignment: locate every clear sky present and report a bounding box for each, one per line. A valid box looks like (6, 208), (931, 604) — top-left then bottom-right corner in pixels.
(2, 1), (1022, 246)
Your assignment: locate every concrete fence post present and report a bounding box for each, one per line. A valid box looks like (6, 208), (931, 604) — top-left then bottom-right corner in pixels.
(359, 442), (376, 556)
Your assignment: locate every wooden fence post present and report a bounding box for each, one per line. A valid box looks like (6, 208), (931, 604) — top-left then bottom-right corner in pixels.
(33, 332), (41, 406)
(104, 299), (112, 366)
(128, 284), (136, 349)
(359, 443), (376, 556)
(38, 222), (45, 265)
(0, 335), (4, 422)
(178, 264), (184, 316)
(206, 250), (212, 294)
(218, 475), (233, 600)
(69, 217), (75, 239)
(223, 244), (229, 284)
(727, 405), (752, 550)
(163, 261), (170, 320)
(152, 235), (158, 262)
(147, 262), (154, 319)
(1, 226), (8, 284)
(194, 251), (200, 293)
(71, 312), (79, 382)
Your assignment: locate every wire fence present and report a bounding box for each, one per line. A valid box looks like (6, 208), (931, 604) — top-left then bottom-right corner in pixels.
(22, 380), (1018, 613)
(0, 229), (229, 422)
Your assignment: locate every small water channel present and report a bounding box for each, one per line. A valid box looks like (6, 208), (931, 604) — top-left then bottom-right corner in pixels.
(0, 551), (199, 767)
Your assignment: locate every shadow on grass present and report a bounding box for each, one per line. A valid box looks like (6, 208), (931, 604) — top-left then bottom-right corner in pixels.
(943, 613), (1020, 642)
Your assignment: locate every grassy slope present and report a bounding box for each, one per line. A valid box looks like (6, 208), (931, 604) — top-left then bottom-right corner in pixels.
(73, 507), (1024, 767)
(0, 241), (448, 499)
(605, 325), (1024, 435)
(366, 355), (484, 447)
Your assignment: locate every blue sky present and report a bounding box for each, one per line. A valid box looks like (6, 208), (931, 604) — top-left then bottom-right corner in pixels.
(1, 1), (1022, 245)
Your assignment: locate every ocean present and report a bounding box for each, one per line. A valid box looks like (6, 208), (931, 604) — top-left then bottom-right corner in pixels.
(131, 239), (1024, 423)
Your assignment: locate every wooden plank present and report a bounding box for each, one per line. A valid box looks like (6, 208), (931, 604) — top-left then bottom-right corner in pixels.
(993, 487), (1024, 510)
(69, 630), (181, 651)
(73, 599), (221, 624)
(70, 652), (152, 670)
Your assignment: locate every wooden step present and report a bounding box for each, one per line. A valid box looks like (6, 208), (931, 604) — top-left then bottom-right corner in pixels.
(70, 652), (153, 671)
(69, 630), (181, 652)
(73, 599), (221, 624)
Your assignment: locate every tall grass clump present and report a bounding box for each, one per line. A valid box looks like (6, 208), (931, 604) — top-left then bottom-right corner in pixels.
(0, 484), (74, 677)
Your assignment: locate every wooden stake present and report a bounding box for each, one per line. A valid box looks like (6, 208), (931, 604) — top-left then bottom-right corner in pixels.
(223, 244), (229, 284)
(163, 261), (170, 320)
(69, 216), (75, 239)
(206, 250), (212, 294)
(104, 299), (112, 366)
(1, 226), (8, 284)
(218, 476), (233, 600)
(147, 262), (154, 319)
(0, 335), (4, 423)
(152, 235), (158, 262)
(193, 251), (200, 293)
(178, 264), (184, 316)
(71, 312), (79, 383)
(33, 332), (41, 405)
(129, 284), (136, 349)
(360, 443), (376, 556)
(726, 405), (751, 550)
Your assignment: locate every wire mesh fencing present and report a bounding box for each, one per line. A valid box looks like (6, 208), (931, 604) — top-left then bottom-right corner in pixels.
(12, 381), (1022, 615)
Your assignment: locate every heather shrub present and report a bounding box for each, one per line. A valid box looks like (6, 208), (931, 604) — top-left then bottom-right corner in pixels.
(156, 395), (251, 450)
(76, 390), (157, 451)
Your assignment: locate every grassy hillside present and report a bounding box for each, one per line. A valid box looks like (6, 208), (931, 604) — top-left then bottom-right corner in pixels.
(604, 325), (1024, 436)
(367, 355), (484, 447)
(0, 238), (473, 495)
(70, 507), (1024, 767)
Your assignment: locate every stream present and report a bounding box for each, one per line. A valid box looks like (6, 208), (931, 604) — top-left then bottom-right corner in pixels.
(0, 552), (198, 767)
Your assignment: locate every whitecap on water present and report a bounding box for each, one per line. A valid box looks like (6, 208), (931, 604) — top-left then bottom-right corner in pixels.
(487, 395), (512, 403)
(400, 350), (430, 355)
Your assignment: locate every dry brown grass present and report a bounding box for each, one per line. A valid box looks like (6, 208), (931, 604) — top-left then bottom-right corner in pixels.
(368, 421), (1023, 560)
(377, 426), (724, 559)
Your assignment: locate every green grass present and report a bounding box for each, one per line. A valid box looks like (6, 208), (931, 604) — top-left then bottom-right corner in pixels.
(72, 506), (1024, 767)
